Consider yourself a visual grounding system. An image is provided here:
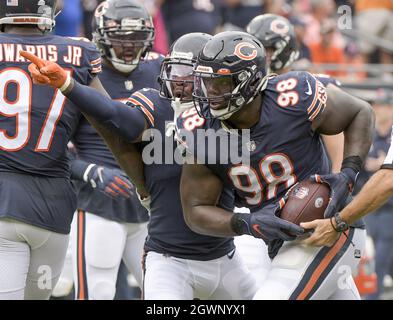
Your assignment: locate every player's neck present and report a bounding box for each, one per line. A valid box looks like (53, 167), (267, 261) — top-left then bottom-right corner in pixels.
(226, 95), (262, 129)
(3, 26), (43, 35)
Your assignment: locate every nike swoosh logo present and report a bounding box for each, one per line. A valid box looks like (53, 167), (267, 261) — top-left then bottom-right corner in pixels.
(305, 80), (312, 96)
(252, 224), (266, 239)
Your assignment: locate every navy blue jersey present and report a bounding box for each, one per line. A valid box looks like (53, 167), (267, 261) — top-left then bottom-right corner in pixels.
(177, 71), (331, 212)
(0, 33), (101, 234)
(71, 54), (163, 223)
(128, 88), (235, 260)
(0, 34), (101, 177)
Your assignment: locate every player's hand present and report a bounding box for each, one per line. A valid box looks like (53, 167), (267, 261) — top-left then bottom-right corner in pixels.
(19, 51), (69, 89)
(86, 165), (134, 200)
(310, 168), (357, 218)
(239, 199), (305, 243)
(300, 218), (340, 247)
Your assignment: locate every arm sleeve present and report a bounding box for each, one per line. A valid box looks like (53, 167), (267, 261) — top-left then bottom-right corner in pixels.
(70, 158), (93, 182)
(65, 80), (147, 142)
(301, 72), (328, 122)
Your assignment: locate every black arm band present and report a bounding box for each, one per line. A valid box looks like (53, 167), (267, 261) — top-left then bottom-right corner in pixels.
(230, 213), (249, 235)
(341, 156), (363, 173)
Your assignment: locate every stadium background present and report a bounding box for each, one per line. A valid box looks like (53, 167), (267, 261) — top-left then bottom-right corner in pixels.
(51, 0), (393, 300)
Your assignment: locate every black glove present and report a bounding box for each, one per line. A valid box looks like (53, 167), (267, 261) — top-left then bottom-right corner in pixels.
(231, 199), (304, 243)
(86, 165), (134, 200)
(310, 167), (357, 218)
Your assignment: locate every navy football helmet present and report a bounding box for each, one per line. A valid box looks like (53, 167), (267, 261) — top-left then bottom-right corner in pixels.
(193, 31), (268, 120)
(159, 32), (212, 104)
(246, 14), (299, 73)
(92, 0), (155, 73)
(0, 0), (58, 32)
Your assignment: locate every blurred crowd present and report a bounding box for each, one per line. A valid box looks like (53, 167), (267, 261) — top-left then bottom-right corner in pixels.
(52, 0), (393, 300)
(54, 0), (393, 81)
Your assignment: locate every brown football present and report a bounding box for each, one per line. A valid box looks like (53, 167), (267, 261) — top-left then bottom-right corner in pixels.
(280, 180), (330, 226)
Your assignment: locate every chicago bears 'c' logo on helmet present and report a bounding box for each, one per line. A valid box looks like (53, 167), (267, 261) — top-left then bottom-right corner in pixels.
(270, 18), (290, 37)
(193, 31), (268, 120)
(234, 42), (258, 61)
(246, 14), (299, 72)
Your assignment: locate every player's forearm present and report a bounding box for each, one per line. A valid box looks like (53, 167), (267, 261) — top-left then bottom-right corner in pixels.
(185, 206), (237, 237)
(343, 101), (374, 163)
(322, 133), (344, 173)
(63, 79), (146, 142)
(111, 141), (149, 198)
(341, 169), (393, 225)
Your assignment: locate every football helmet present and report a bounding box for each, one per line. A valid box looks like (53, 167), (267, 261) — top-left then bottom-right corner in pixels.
(92, 0), (155, 73)
(0, 0), (58, 32)
(246, 14), (299, 73)
(193, 31), (268, 120)
(159, 32), (212, 106)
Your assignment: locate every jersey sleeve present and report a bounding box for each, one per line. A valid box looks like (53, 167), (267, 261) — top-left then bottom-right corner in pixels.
(126, 89), (159, 128)
(78, 39), (102, 85)
(381, 126), (393, 170)
(287, 71), (328, 122)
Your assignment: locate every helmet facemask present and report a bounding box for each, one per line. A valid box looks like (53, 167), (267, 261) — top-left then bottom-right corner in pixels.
(94, 17), (154, 73)
(193, 65), (268, 120)
(159, 57), (195, 103)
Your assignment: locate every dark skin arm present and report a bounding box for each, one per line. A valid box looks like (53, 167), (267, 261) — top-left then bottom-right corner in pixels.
(300, 85), (375, 246)
(312, 85), (375, 163)
(180, 154), (236, 237)
(84, 77), (149, 197)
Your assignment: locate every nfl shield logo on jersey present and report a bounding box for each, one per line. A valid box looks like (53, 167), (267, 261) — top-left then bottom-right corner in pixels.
(7, 0), (18, 6)
(124, 80), (133, 91)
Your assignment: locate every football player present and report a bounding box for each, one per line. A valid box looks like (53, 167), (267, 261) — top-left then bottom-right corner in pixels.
(176, 31), (374, 299)
(69, 0), (159, 300)
(0, 0), (104, 299)
(234, 13), (346, 288)
(246, 13), (344, 173)
(21, 32), (258, 300)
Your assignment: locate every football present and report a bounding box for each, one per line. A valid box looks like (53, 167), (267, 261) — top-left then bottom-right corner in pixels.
(280, 180), (330, 226)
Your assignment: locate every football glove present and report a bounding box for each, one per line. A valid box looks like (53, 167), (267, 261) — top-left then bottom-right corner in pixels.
(20, 51), (70, 90)
(231, 199), (304, 243)
(310, 167), (357, 218)
(85, 165), (134, 200)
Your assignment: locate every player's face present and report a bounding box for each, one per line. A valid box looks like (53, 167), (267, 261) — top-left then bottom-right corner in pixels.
(108, 31), (150, 63)
(165, 64), (194, 100)
(196, 75), (234, 110)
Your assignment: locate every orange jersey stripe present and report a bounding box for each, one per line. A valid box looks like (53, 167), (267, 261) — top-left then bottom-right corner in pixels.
(77, 210), (86, 300)
(133, 91), (155, 111)
(127, 97), (155, 126)
(309, 102), (324, 121)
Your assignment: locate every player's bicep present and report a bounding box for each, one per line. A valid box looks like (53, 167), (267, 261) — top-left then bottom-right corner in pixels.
(312, 85), (371, 135)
